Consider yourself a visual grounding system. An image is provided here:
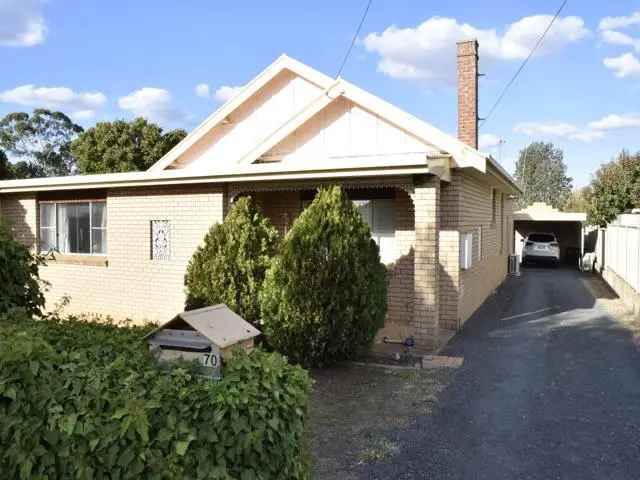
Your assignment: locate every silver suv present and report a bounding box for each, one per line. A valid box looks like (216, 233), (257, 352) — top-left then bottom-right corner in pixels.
(522, 232), (560, 266)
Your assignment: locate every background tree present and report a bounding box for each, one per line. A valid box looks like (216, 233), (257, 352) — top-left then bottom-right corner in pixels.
(261, 186), (387, 367)
(514, 141), (572, 210)
(563, 186), (592, 213)
(71, 118), (187, 173)
(0, 109), (83, 178)
(586, 150), (640, 226)
(0, 150), (13, 180)
(184, 196), (280, 326)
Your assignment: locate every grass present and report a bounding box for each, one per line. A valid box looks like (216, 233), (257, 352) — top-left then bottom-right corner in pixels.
(307, 363), (455, 479)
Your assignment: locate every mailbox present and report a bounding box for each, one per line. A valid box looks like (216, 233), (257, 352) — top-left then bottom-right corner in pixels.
(144, 304), (261, 379)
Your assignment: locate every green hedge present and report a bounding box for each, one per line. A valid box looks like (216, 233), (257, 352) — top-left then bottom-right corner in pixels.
(0, 314), (311, 479)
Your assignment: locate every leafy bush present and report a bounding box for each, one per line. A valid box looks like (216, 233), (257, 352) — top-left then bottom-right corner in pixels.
(0, 220), (45, 315)
(185, 196), (280, 326)
(261, 186), (387, 367)
(0, 314), (311, 479)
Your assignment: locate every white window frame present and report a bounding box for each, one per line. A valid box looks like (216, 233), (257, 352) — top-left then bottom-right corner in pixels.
(460, 232), (474, 270)
(353, 198), (396, 265)
(39, 200), (107, 255)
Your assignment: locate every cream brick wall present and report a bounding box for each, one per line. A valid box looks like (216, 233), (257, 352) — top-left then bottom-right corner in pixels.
(457, 172), (511, 324)
(1, 186), (225, 323)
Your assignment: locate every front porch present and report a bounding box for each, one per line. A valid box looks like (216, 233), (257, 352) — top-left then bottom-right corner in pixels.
(229, 174), (456, 353)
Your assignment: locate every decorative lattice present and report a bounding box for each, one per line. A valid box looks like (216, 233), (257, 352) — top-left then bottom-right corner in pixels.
(151, 220), (171, 260)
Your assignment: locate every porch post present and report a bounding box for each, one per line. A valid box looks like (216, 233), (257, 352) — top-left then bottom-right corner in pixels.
(411, 176), (440, 352)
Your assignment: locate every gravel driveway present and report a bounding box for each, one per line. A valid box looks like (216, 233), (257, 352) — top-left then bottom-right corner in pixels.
(362, 266), (640, 479)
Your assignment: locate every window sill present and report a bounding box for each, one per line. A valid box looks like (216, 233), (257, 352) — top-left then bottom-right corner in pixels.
(45, 253), (108, 267)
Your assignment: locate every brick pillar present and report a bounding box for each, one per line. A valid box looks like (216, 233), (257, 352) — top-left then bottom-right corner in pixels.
(411, 176), (440, 351)
(457, 39), (479, 149)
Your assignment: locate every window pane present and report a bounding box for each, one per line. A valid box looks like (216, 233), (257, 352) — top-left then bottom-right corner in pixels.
(372, 199), (394, 234)
(39, 203), (55, 228)
(92, 229), (107, 254)
(353, 200), (373, 230)
(377, 235), (396, 265)
(40, 228), (56, 252)
(91, 202), (106, 228)
(58, 203), (91, 253)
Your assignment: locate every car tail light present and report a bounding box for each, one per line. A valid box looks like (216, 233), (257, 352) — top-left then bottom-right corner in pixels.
(550, 242), (559, 247)
(525, 241), (533, 246)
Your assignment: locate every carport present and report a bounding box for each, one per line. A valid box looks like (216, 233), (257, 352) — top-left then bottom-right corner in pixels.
(514, 202), (587, 267)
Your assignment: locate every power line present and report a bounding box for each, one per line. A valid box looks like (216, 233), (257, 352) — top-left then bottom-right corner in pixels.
(479, 0), (568, 129)
(336, 0), (373, 78)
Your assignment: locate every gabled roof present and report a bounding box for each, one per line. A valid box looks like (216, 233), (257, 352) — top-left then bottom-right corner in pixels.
(0, 54), (520, 194)
(148, 54), (336, 173)
(149, 54), (488, 174)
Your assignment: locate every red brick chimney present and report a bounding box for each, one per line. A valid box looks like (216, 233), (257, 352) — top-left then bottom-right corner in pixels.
(457, 39), (479, 149)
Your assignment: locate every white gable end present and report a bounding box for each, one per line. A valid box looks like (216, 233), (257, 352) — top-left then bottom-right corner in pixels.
(170, 70), (323, 172)
(258, 97), (437, 166)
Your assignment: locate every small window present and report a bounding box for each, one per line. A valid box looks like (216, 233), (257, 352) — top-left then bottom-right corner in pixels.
(39, 201), (107, 255)
(460, 232), (473, 270)
(151, 220), (171, 260)
(354, 199), (395, 264)
(491, 188), (497, 224)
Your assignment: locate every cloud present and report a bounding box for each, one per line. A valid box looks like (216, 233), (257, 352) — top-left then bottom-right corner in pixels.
(600, 29), (640, 51)
(478, 133), (503, 150)
(588, 113), (640, 130)
(599, 12), (640, 31)
(514, 113), (640, 143)
(513, 121), (602, 142)
(194, 83), (243, 103)
(362, 15), (588, 85)
(0, 0), (46, 47)
(118, 87), (185, 126)
(214, 85), (243, 102)
(0, 84), (107, 118)
(603, 52), (640, 78)
(514, 121), (580, 138)
(195, 83), (210, 98)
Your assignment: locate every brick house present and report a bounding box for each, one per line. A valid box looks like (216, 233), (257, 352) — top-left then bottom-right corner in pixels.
(0, 40), (519, 351)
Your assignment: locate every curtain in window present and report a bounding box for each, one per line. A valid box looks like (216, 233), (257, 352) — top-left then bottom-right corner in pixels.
(57, 203), (71, 253)
(57, 204), (91, 254)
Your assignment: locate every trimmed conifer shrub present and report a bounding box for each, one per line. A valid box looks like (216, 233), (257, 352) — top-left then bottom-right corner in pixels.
(261, 186), (387, 367)
(0, 220), (45, 316)
(184, 196), (279, 326)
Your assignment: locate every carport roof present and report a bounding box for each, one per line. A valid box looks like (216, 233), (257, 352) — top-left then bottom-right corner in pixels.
(514, 202), (586, 222)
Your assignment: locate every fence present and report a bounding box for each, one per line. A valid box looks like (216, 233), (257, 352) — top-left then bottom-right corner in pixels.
(604, 214), (640, 293)
(598, 213), (640, 314)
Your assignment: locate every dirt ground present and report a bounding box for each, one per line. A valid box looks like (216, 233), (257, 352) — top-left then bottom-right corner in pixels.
(308, 363), (456, 479)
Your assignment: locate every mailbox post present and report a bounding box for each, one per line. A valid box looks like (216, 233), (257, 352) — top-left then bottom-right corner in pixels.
(144, 304), (260, 379)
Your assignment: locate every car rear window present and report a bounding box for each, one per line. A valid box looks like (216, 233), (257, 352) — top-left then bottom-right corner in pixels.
(528, 234), (555, 243)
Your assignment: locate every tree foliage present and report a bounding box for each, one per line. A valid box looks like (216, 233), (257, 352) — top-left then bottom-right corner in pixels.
(184, 196), (280, 326)
(0, 109), (83, 178)
(0, 220), (45, 316)
(0, 150), (13, 180)
(0, 315), (311, 479)
(563, 186), (592, 213)
(261, 186), (387, 367)
(71, 118), (186, 174)
(586, 150), (640, 226)
(514, 142), (573, 210)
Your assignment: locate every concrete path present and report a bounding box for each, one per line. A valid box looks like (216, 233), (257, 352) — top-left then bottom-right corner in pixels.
(363, 267), (640, 479)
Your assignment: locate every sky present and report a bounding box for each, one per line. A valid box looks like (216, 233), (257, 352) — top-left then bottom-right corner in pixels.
(1, 1), (640, 187)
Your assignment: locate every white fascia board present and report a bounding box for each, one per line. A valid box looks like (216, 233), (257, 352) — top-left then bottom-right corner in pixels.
(147, 54), (334, 173)
(338, 80), (487, 172)
(486, 154), (520, 193)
